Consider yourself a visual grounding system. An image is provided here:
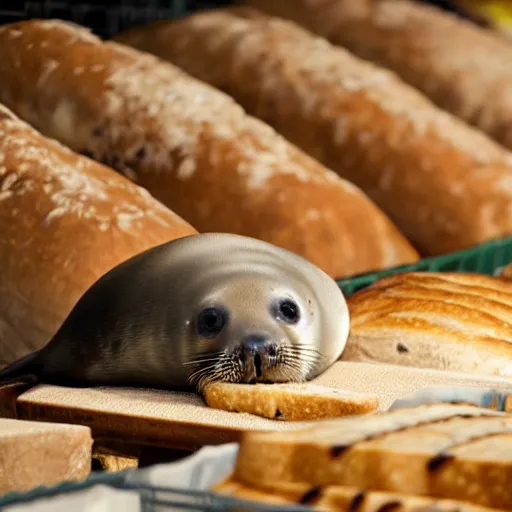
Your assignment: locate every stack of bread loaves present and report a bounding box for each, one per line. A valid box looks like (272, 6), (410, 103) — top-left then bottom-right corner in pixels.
(0, 104), (196, 365)
(115, 7), (512, 257)
(0, 19), (420, 279)
(215, 403), (512, 511)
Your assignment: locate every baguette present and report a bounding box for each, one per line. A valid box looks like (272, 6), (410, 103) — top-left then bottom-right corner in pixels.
(213, 476), (508, 512)
(0, 104), (196, 365)
(233, 403), (512, 509)
(243, 0), (512, 152)
(116, 8), (512, 256)
(343, 272), (512, 377)
(0, 20), (419, 279)
(202, 382), (379, 421)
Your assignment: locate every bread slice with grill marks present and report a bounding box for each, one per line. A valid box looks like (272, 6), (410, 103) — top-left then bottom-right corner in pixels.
(343, 272), (512, 377)
(233, 403), (512, 509)
(213, 477), (508, 512)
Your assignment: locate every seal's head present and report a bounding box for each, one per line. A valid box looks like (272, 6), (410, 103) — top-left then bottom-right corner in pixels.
(177, 234), (350, 390)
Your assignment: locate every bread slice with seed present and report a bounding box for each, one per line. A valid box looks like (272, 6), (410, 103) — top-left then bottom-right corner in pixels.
(234, 403), (512, 509)
(213, 477), (507, 512)
(202, 382), (379, 421)
(343, 272), (512, 377)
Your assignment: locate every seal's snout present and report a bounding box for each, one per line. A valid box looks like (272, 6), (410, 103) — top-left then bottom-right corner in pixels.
(239, 333), (277, 380)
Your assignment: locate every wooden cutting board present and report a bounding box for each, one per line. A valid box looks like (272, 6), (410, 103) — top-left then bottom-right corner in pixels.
(13, 361), (512, 451)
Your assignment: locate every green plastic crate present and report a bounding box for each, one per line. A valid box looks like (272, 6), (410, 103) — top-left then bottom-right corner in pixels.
(337, 236), (512, 297)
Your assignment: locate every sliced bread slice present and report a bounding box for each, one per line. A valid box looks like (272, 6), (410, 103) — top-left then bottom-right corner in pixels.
(213, 477), (507, 512)
(202, 382), (379, 420)
(234, 403), (512, 509)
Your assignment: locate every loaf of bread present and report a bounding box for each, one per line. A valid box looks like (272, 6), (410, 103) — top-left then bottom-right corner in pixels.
(202, 382), (379, 420)
(116, 8), (512, 257)
(244, 0), (512, 152)
(214, 476), (507, 512)
(343, 272), (512, 377)
(0, 104), (196, 366)
(234, 403), (512, 509)
(0, 418), (92, 494)
(0, 20), (419, 279)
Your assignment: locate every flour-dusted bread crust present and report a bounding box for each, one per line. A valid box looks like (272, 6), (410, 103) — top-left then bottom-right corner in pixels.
(202, 382), (379, 421)
(245, 0), (512, 153)
(117, 8), (512, 256)
(213, 477), (508, 512)
(234, 404), (512, 509)
(0, 20), (419, 279)
(0, 104), (196, 365)
(343, 272), (512, 378)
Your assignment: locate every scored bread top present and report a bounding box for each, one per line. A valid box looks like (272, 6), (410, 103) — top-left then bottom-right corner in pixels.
(343, 272), (512, 377)
(0, 105), (196, 363)
(0, 19), (419, 278)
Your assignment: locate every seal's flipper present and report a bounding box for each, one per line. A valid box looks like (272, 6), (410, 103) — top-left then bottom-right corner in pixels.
(0, 350), (43, 387)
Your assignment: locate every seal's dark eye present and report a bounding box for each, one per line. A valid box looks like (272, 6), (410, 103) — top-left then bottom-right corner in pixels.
(274, 299), (300, 324)
(197, 307), (227, 337)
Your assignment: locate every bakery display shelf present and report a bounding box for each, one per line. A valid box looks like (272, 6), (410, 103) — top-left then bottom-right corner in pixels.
(0, 473), (305, 511)
(336, 235), (512, 297)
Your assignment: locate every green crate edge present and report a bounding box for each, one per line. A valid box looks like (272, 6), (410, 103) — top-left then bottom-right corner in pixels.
(336, 236), (512, 297)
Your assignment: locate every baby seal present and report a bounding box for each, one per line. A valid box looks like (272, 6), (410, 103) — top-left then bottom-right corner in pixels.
(0, 233), (349, 392)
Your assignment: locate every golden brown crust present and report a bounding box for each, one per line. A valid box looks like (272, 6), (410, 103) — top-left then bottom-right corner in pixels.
(343, 272), (512, 377)
(214, 476), (508, 512)
(233, 404), (512, 509)
(202, 382), (379, 421)
(0, 106), (196, 364)
(244, 0), (512, 152)
(117, 8), (512, 256)
(0, 20), (419, 279)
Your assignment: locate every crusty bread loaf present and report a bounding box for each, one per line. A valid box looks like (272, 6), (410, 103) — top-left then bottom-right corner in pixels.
(202, 382), (379, 420)
(234, 403), (512, 509)
(0, 104), (196, 365)
(214, 476), (508, 512)
(0, 20), (419, 279)
(244, 0), (512, 152)
(343, 272), (512, 377)
(115, 8), (512, 257)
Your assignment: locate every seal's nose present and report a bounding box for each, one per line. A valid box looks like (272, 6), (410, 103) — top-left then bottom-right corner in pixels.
(243, 334), (268, 352)
(241, 334), (273, 379)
